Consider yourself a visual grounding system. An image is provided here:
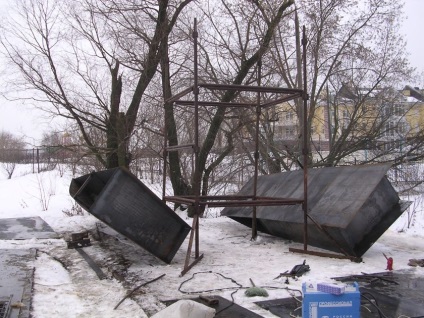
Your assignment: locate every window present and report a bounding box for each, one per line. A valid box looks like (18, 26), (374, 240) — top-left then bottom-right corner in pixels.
(383, 103), (403, 117)
(285, 111), (294, 121)
(383, 105), (392, 117)
(342, 110), (350, 129)
(398, 122), (406, 134)
(285, 126), (296, 138)
(384, 121), (407, 137)
(383, 139), (402, 151)
(383, 140), (393, 151)
(393, 104), (403, 116)
(384, 122), (395, 137)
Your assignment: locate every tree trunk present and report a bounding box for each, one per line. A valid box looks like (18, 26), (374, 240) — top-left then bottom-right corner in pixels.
(161, 38), (191, 207)
(197, 1), (294, 196)
(117, 112), (129, 168)
(106, 61), (123, 169)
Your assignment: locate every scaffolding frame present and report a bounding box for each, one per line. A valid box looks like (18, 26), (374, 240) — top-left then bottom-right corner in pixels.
(162, 19), (310, 276)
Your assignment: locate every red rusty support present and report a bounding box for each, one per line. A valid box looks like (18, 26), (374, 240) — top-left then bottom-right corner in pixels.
(164, 86), (194, 103)
(162, 20), (312, 275)
(260, 93), (304, 108)
(251, 59), (262, 240)
(193, 18), (201, 260)
(302, 26), (309, 251)
(163, 195), (304, 207)
(199, 83), (304, 95)
(165, 144), (195, 151)
(175, 100), (257, 107)
(289, 248), (362, 262)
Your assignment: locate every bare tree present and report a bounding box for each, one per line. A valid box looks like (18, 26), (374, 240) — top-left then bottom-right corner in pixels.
(160, 0), (295, 213)
(0, 131), (26, 179)
(321, 85), (424, 167)
(1, 0), (194, 170)
(161, 0), (419, 201)
(248, 0), (418, 171)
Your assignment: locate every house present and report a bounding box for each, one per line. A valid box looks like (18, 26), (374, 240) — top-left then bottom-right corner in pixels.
(270, 84), (424, 164)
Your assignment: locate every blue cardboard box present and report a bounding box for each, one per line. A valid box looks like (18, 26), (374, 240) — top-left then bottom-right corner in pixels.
(302, 282), (360, 318)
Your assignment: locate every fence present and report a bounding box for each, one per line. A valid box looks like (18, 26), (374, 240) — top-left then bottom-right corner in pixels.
(0, 147), (78, 173)
(1, 147), (424, 195)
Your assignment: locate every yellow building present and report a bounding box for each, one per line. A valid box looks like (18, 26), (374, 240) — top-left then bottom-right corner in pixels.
(271, 84), (424, 162)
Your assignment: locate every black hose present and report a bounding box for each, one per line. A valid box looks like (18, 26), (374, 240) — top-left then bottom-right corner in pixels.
(361, 292), (388, 318)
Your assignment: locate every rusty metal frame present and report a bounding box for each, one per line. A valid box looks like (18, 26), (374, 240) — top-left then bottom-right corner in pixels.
(163, 195), (304, 207)
(288, 248), (362, 262)
(162, 19), (310, 276)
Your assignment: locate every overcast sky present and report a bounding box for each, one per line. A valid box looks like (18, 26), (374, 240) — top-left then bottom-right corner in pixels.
(0, 0), (423, 144)
(402, 0), (424, 82)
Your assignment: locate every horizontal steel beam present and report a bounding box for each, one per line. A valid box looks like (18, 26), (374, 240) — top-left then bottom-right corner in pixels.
(165, 86), (194, 103)
(175, 100), (256, 107)
(261, 93), (303, 108)
(163, 195), (303, 207)
(289, 248), (362, 262)
(199, 83), (304, 94)
(165, 144), (195, 151)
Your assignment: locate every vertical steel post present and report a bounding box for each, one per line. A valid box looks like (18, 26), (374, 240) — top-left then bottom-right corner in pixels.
(193, 18), (200, 258)
(37, 148), (40, 173)
(252, 60), (262, 240)
(162, 49), (168, 201)
(162, 130), (167, 202)
(302, 26), (309, 251)
(326, 84), (332, 151)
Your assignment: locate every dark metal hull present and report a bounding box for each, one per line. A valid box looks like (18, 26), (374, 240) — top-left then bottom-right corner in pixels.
(221, 164), (409, 257)
(69, 167), (191, 264)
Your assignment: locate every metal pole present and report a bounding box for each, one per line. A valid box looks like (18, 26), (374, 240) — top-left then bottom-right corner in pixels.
(252, 59), (262, 240)
(162, 138), (167, 202)
(302, 26), (309, 251)
(37, 148), (40, 173)
(162, 45), (169, 200)
(193, 18), (200, 258)
(326, 84), (332, 151)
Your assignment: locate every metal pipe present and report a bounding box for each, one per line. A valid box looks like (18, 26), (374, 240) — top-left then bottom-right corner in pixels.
(199, 83), (304, 94)
(164, 86), (194, 103)
(162, 106), (167, 202)
(252, 59), (262, 240)
(165, 144), (195, 151)
(326, 84), (332, 151)
(260, 93), (303, 108)
(175, 100), (257, 107)
(193, 18), (200, 259)
(163, 195), (304, 207)
(37, 148), (40, 173)
(302, 26), (309, 251)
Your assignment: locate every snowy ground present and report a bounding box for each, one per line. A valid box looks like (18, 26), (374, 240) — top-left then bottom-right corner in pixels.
(1, 165), (424, 317)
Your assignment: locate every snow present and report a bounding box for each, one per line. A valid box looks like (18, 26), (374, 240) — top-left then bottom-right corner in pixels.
(1, 165), (424, 317)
